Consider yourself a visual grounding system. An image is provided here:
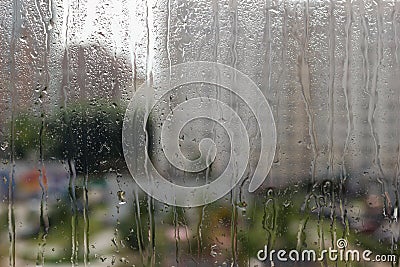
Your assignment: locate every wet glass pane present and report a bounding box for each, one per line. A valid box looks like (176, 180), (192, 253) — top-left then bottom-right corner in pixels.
(1, 0), (400, 266)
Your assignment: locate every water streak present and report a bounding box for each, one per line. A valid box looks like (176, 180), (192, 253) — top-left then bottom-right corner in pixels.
(339, 0), (353, 238)
(327, 0), (335, 181)
(296, 0), (317, 249)
(83, 172), (89, 267)
(173, 207), (180, 265)
(61, 0), (70, 108)
(393, 1), (400, 252)
(34, 0), (52, 264)
(144, 0), (156, 265)
(8, 0), (19, 265)
(229, 0), (239, 264)
(230, 190), (239, 266)
(166, 0), (171, 69)
(393, 0), (400, 221)
(327, 0), (337, 250)
(147, 196), (156, 266)
(366, 0), (388, 218)
(68, 159), (78, 266)
(262, 189), (277, 250)
(196, 205), (206, 258)
(133, 188), (145, 265)
(212, 0), (219, 62)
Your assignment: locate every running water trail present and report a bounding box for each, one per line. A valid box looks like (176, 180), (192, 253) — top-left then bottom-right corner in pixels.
(61, 1), (79, 265)
(133, 188), (146, 265)
(338, 0), (353, 239)
(8, 0), (19, 265)
(166, 0), (171, 70)
(371, 0), (388, 216)
(296, 0), (317, 250)
(262, 188), (277, 250)
(327, 0), (335, 183)
(83, 172), (89, 267)
(68, 160), (78, 266)
(173, 206), (180, 265)
(327, 0), (336, 250)
(393, 0), (400, 253)
(229, 0), (239, 264)
(34, 0), (52, 264)
(144, 0), (156, 265)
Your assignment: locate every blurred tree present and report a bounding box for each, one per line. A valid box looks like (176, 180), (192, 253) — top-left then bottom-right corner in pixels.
(47, 101), (126, 174)
(11, 101), (126, 174)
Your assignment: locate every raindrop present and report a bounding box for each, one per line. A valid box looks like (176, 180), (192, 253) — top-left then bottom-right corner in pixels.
(120, 257), (129, 263)
(117, 190), (127, 205)
(283, 200), (291, 207)
(210, 244), (218, 257)
(1, 141), (8, 151)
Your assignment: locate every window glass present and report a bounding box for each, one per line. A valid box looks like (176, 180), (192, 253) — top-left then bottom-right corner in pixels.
(0, 0), (399, 266)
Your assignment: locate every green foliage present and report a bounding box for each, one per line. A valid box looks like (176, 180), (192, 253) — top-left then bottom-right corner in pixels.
(13, 114), (42, 159)
(47, 101), (126, 173)
(13, 101), (126, 174)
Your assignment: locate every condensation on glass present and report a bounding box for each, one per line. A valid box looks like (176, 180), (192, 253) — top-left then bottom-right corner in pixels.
(0, 0), (400, 266)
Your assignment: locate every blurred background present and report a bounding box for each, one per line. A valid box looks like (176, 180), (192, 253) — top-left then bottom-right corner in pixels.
(1, 0), (400, 266)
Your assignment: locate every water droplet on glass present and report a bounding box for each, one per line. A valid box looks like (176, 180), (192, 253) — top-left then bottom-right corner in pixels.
(210, 244), (218, 257)
(120, 257), (129, 263)
(1, 141), (8, 150)
(283, 200), (291, 207)
(117, 190), (126, 205)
